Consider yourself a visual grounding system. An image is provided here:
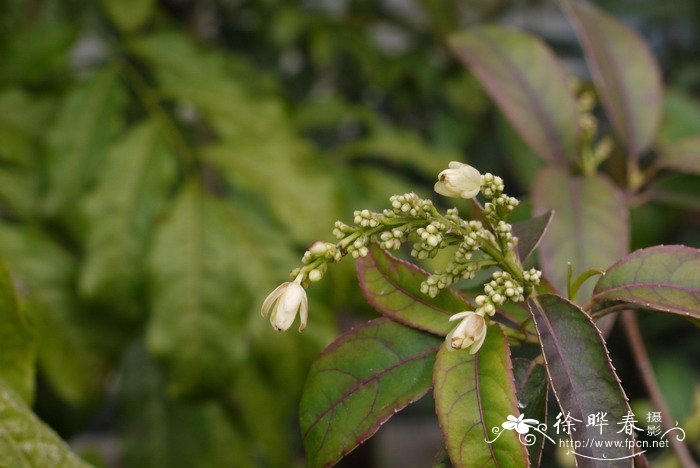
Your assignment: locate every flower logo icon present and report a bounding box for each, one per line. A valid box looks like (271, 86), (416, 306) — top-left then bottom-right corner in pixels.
(502, 414), (540, 434)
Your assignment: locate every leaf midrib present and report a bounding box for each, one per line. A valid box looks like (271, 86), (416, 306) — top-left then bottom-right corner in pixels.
(303, 344), (439, 441)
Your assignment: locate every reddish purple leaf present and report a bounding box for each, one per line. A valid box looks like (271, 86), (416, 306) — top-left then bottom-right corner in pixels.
(449, 26), (579, 164)
(357, 244), (469, 335)
(560, 0), (662, 159)
(528, 294), (634, 467)
(592, 245), (700, 317)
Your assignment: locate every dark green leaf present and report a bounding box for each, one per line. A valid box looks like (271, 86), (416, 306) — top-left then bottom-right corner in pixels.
(648, 174), (700, 211)
(0, 259), (35, 404)
(357, 244), (469, 335)
(80, 121), (176, 319)
(118, 343), (252, 468)
(592, 245), (700, 317)
(449, 26), (579, 164)
(101, 0), (155, 31)
(560, 0), (662, 158)
(657, 91), (700, 145)
(533, 167), (628, 303)
(0, 378), (89, 467)
(512, 211), (554, 262)
(0, 89), (53, 217)
(146, 184), (250, 397)
(339, 121), (459, 178)
(433, 327), (528, 468)
(0, 224), (113, 405)
(44, 68), (126, 217)
(132, 32), (340, 242)
(513, 359), (548, 468)
(528, 294), (633, 467)
(300, 318), (441, 467)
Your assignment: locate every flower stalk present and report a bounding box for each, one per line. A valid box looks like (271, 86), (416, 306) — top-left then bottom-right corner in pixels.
(260, 162), (542, 353)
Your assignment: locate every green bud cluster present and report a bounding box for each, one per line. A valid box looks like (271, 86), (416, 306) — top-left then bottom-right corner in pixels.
(411, 222), (446, 260)
(279, 170), (542, 331)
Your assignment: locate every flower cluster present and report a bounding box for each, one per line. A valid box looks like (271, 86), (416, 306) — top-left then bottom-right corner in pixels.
(260, 161), (542, 355)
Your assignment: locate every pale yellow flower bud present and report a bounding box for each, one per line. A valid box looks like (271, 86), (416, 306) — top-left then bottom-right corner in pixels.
(445, 311), (487, 354)
(260, 280), (308, 332)
(434, 162), (481, 199)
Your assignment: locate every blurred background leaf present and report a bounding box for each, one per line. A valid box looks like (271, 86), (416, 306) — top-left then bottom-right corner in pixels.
(0, 0), (698, 466)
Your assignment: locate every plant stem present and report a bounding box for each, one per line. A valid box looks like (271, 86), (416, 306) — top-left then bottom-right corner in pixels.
(621, 311), (698, 468)
(117, 57), (198, 174)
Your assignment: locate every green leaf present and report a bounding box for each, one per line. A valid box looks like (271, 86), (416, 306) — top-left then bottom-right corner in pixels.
(657, 91), (700, 145)
(101, 0), (155, 32)
(356, 244), (469, 335)
(0, 23), (75, 86)
(592, 245), (700, 318)
(146, 184), (250, 397)
(300, 318), (441, 467)
(131, 32), (340, 241)
(0, 224), (113, 405)
(0, 88), (53, 217)
(0, 88), (53, 165)
(527, 294), (633, 466)
(0, 378), (90, 467)
(227, 364), (295, 467)
(44, 68), (126, 218)
(80, 121), (176, 319)
(433, 327), (528, 468)
(0, 259), (36, 404)
(339, 121), (460, 178)
(118, 343), (253, 468)
(657, 136), (700, 175)
(533, 167), (628, 303)
(648, 174), (700, 211)
(202, 141), (338, 243)
(560, 0), (662, 158)
(511, 211), (554, 262)
(513, 359), (548, 468)
(449, 26), (579, 164)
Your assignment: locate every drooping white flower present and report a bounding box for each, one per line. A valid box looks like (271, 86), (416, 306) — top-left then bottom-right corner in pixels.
(434, 162), (481, 199)
(261, 279), (308, 332)
(445, 311), (487, 354)
(502, 414), (540, 434)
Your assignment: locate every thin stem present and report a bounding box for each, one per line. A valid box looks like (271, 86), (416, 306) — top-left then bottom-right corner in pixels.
(589, 303), (632, 320)
(117, 57), (198, 174)
(621, 311), (698, 468)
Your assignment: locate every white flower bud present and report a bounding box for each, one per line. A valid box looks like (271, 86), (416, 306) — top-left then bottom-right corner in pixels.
(446, 312), (487, 354)
(261, 280), (308, 332)
(434, 162), (481, 199)
(309, 241), (327, 257)
(308, 269), (322, 282)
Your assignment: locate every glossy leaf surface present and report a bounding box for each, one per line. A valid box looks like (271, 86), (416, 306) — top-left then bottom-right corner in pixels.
(533, 167), (628, 303)
(449, 26), (579, 164)
(593, 245), (700, 317)
(513, 359), (548, 468)
(433, 327), (528, 468)
(512, 211), (554, 261)
(528, 294), (633, 467)
(357, 244), (469, 335)
(300, 318), (440, 468)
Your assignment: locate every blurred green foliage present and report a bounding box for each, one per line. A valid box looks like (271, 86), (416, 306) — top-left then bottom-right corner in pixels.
(0, 0), (698, 466)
